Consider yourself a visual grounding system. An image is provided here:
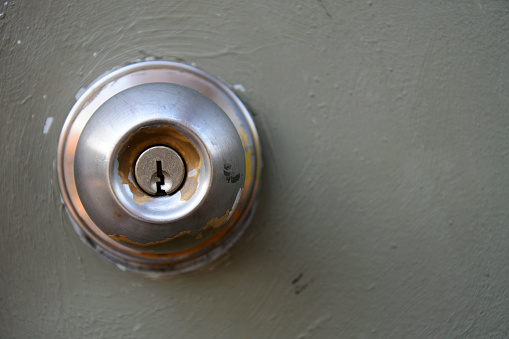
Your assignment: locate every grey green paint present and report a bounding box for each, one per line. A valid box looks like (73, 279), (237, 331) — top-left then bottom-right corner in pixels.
(1, 0), (509, 337)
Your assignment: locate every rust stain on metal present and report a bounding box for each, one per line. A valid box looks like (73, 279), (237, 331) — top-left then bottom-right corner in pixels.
(238, 129), (253, 186)
(180, 170), (199, 201)
(109, 231), (192, 246)
(113, 211), (122, 218)
(109, 209), (231, 247)
(202, 209), (230, 232)
(117, 125), (201, 204)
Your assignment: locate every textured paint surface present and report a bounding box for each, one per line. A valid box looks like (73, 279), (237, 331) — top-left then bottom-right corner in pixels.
(1, 1), (509, 338)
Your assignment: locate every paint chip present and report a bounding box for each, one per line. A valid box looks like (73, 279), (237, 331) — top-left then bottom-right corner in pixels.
(233, 84), (246, 92)
(115, 263), (127, 271)
(20, 95), (32, 104)
(43, 117), (54, 134)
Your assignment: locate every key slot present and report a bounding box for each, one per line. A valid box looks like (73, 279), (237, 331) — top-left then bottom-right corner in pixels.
(155, 160), (166, 196)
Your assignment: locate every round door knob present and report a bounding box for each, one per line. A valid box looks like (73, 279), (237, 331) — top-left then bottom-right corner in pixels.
(57, 61), (261, 274)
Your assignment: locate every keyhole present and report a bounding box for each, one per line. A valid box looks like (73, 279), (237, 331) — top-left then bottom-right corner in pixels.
(134, 146), (186, 196)
(155, 160), (166, 196)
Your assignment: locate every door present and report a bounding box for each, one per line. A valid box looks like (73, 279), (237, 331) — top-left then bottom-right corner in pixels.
(1, 1), (508, 337)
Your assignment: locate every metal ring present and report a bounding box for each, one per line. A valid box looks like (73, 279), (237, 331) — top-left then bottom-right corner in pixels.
(57, 61), (261, 274)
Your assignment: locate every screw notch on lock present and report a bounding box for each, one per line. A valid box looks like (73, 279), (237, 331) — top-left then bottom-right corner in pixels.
(134, 145), (186, 196)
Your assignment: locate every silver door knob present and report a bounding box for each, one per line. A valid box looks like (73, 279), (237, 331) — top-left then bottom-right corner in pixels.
(57, 61), (261, 274)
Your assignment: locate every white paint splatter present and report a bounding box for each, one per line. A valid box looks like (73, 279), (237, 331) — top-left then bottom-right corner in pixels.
(16, 39), (21, 44)
(93, 52), (98, 57)
(43, 117), (54, 135)
(115, 263), (127, 271)
(227, 188), (243, 222)
(42, 94), (47, 99)
(233, 84), (246, 92)
(188, 169), (198, 177)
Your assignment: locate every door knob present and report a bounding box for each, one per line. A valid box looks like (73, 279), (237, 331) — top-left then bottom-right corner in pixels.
(57, 61), (261, 274)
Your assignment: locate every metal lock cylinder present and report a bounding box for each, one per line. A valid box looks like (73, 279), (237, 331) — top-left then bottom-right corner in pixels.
(134, 146), (185, 196)
(57, 61), (261, 274)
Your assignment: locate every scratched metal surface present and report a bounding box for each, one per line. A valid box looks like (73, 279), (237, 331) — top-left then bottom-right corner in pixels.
(1, 1), (509, 337)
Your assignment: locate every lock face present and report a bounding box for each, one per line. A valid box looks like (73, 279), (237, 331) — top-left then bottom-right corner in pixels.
(134, 146), (186, 196)
(57, 61), (261, 274)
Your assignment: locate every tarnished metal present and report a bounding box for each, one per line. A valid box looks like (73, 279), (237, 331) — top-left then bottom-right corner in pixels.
(57, 61), (262, 274)
(134, 146), (186, 196)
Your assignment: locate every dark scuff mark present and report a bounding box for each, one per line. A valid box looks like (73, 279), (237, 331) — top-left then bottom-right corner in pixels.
(292, 273), (303, 285)
(295, 283), (309, 295)
(223, 163), (241, 183)
(317, 0), (332, 18)
(292, 273), (313, 295)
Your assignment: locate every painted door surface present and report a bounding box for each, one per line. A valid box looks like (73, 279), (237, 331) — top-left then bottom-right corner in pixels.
(1, 1), (508, 337)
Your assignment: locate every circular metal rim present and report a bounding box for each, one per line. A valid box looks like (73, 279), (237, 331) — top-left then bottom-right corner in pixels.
(57, 61), (261, 274)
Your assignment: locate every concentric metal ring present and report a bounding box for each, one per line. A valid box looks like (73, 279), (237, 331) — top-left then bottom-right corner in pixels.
(57, 61), (261, 274)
